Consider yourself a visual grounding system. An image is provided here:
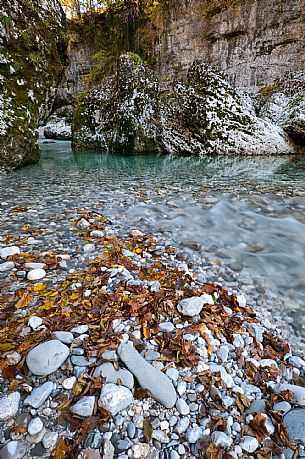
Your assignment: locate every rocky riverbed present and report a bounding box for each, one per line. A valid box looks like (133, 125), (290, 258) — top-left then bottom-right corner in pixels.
(1, 210), (305, 459)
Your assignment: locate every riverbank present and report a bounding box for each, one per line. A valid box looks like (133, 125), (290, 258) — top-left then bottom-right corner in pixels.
(1, 209), (305, 458)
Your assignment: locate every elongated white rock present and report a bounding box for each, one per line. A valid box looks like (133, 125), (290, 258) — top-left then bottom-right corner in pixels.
(118, 343), (177, 408)
(26, 340), (69, 376)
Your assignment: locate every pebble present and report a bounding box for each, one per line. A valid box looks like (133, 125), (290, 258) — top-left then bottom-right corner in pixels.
(273, 401), (292, 413)
(26, 340), (69, 375)
(166, 367), (179, 382)
(63, 376), (76, 389)
(170, 451), (179, 459)
(0, 440), (26, 459)
(28, 417), (43, 436)
(118, 343), (177, 408)
(273, 384), (305, 406)
(27, 268), (46, 281)
(177, 294), (213, 317)
(0, 392), (20, 422)
(246, 399), (266, 414)
(71, 324), (89, 334)
(176, 417), (190, 434)
(99, 384), (133, 416)
(284, 408), (305, 443)
(51, 331), (74, 344)
(0, 261), (15, 272)
(24, 382), (54, 408)
(70, 396), (95, 417)
(103, 440), (115, 459)
(185, 425), (202, 443)
(239, 436), (259, 453)
(159, 322), (175, 333)
(127, 422), (136, 439)
(28, 316), (43, 330)
(176, 398), (190, 415)
(42, 431), (58, 449)
(211, 431), (233, 448)
(0, 246), (20, 259)
(24, 262), (46, 269)
(93, 363), (134, 389)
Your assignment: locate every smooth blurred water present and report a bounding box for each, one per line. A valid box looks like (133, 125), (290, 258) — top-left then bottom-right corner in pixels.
(1, 141), (305, 333)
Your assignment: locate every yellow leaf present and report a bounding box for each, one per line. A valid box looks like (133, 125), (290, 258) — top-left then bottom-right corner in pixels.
(32, 283), (46, 292)
(15, 291), (32, 309)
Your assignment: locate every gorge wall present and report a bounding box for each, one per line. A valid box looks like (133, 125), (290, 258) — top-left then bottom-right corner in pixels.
(58, 0), (305, 101)
(153, 0), (305, 92)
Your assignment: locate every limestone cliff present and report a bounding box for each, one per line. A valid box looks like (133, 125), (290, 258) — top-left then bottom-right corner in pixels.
(153, 0), (305, 92)
(0, 0), (67, 171)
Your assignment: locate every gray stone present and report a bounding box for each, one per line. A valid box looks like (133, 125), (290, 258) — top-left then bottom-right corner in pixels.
(42, 431), (58, 449)
(239, 436), (259, 453)
(27, 268), (46, 281)
(159, 322), (175, 333)
(26, 340), (69, 376)
(284, 408), (305, 443)
(93, 363), (134, 389)
(71, 324), (88, 334)
(51, 331), (74, 344)
(176, 398), (190, 415)
(0, 262), (15, 272)
(127, 422), (136, 439)
(99, 383), (133, 416)
(101, 350), (119, 361)
(177, 295), (211, 317)
(273, 401), (292, 414)
(70, 396), (95, 417)
(103, 439), (115, 459)
(210, 431), (233, 448)
(0, 246), (20, 259)
(166, 368), (179, 382)
(0, 440), (26, 459)
(28, 417), (43, 436)
(111, 435), (132, 453)
(185, 425), (202, 443)
(118, 343), (177, 408)
(176, 417), (190, 434)
(70, 355), (97, 366)
(24, 382), (54, 408)
(0, 392), (20, 422)
(273, 384), (305, 406)
(246, 399), (266, 414)
(170, 451), (179, 459)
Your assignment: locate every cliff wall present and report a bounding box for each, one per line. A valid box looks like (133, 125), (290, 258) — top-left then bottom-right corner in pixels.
(154, 0), (305, 92)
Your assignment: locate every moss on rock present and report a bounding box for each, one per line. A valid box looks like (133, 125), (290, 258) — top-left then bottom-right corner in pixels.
(0, 0), (67, 171)
(72, 55), (294, 156)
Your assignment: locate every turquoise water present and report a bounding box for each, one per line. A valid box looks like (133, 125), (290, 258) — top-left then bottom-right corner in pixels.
(1, 141), (305, 334)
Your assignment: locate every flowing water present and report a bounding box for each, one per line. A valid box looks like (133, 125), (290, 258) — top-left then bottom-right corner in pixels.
(1, 141), (305, 336)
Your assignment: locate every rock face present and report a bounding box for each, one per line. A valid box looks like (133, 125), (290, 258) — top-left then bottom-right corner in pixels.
(0, 0), (67, 171)
(152, 0), (305, 93)
(72, 55), (293, 156)
(257, 72), (305, 146)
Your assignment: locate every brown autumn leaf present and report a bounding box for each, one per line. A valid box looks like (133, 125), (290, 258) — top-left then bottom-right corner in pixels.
(206, 443), (223, 459)
(143, 417), (153, 443)
(52, 437), (78, 459)
(236, 393), (251, 413)
(2, 365), (17, 380)
(134, 387), (149, 400)
(249, 414), (269, 442)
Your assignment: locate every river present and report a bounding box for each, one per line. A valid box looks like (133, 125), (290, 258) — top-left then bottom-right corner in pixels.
(1, 141), (305, 340)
